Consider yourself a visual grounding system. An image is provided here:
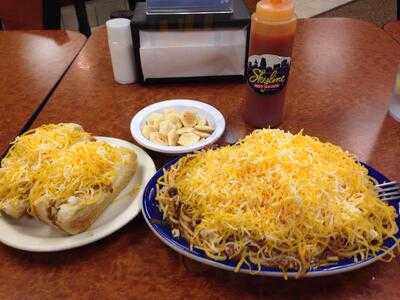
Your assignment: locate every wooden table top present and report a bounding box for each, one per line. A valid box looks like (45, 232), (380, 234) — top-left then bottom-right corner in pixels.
(0, 30), (86, 156)
(384, 20), (400, 44)
(2, 18), (400, 299)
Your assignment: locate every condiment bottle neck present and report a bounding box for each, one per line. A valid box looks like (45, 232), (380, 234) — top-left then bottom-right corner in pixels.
(255, 0), (295, 23)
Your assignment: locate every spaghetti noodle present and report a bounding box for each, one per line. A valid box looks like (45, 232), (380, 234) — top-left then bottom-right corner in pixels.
(156, 129), (398, 276)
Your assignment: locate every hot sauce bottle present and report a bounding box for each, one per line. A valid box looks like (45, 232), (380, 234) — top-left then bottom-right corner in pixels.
(244, 0), (297, 127)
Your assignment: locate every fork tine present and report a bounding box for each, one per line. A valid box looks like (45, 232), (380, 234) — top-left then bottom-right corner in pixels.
(380, 195), (400, 202)
(379, 191), (400, 197)
(376, 181), (398, 187)
(378, 186), (400, 193)
(375, 181), (400, 202)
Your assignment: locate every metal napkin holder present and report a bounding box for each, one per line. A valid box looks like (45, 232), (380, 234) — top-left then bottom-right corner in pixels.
(129, 0), (250, 83)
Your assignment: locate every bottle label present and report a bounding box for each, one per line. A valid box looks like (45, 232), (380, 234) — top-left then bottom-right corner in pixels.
(247, 54), (291, 95)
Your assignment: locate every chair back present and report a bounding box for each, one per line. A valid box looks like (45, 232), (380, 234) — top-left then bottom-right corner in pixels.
(44, 0), (137, 36)
(398, 0), (400, 20)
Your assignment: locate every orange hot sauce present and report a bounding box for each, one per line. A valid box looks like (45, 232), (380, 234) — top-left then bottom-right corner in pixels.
(244, 0), (297, 128)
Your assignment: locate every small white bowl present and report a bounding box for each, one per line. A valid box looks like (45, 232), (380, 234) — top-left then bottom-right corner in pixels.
(130, 99), (225, 155)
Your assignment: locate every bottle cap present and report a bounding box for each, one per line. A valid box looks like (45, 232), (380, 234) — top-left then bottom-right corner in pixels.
(110, 10), (134, 20)
(255, 0), (295, 22)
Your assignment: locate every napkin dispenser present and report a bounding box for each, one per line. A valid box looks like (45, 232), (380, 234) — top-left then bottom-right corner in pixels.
(146, 0), (234, 15)
(131, 0), (250, 82)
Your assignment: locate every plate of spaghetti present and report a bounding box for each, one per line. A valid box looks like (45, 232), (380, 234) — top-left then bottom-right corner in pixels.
(142, 129), (400, 278)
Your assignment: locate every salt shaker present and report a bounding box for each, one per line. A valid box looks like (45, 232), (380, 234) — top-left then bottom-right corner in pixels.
(106, 18), (137, 84)
(389, 66), (400, 122)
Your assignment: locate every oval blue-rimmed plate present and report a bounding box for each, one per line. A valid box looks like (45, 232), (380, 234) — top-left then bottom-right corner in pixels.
(142, 158), (400, 278)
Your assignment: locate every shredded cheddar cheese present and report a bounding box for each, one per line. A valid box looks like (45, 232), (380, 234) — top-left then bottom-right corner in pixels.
(0, 123), (127, 218)
(29, 141), (125, 208)
(156, 129), (398, 276)
(0, 124), (91, 212)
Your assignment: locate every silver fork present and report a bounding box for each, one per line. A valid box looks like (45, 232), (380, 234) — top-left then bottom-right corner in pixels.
(376, 181), (400, 202)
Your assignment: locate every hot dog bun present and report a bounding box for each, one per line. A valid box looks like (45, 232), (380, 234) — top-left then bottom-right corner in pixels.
(0, 123), (92, 218)
(29, 141), (137, 234)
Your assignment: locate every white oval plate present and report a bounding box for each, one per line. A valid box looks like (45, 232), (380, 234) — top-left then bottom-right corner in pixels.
(130, 99), (225, 155)
(0, 136), (156, 252)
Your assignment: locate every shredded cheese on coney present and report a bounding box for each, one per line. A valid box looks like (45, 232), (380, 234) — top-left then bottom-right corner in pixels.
(156, 129), (398, 276)
(29, 141), (126, 208)
(0, 124), (91, 211)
